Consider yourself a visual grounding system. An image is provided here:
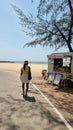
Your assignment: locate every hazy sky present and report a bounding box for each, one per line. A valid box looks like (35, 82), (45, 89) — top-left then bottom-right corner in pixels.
(0, 0), (68, 62)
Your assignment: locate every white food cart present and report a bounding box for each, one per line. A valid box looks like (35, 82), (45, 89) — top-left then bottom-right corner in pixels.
(47, 52), (73, 87)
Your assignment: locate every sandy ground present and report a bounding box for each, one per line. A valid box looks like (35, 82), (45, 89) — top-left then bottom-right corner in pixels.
(0, 63), (73, 117)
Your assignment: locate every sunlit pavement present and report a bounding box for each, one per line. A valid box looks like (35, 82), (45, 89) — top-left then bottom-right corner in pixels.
(0, 70), (73, 130)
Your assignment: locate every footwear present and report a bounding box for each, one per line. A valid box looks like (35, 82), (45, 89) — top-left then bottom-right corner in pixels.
(22, 92), (24, 97)
(24, 93), (27, 97)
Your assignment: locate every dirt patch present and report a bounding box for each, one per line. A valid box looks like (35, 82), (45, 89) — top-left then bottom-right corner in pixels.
(32, 76), (73, 117)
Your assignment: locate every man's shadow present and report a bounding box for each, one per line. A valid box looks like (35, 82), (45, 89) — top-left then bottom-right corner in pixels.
(23, 95), (36, 102)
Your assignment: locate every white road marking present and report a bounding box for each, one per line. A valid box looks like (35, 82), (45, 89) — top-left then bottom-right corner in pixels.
(32, 83), (73, 130)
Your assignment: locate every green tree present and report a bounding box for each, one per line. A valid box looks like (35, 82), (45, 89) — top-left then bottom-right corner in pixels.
(12, 0), (73, 52)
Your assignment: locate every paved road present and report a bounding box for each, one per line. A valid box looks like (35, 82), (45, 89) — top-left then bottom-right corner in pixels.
(0, 70), (73, 130)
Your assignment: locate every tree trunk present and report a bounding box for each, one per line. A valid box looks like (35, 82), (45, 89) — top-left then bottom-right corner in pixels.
(68, 0), (73, 52)
(67, 41), (73, 52)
